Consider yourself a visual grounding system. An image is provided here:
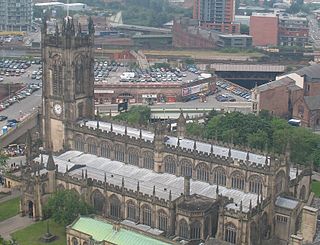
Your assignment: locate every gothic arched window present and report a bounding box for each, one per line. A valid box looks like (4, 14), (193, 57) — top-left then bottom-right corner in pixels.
(190, 221), (201, 239)
(164, 155), (176, 174)
(249, 175), (263, 194)
(87, 138), (97, 155)
(180, 158), (193, 177)
(75, 57), (85, 94)
(126, 200), (136, 221)
(52, 56), (63, 96)
(71, 237), (78, 245)
(213, 167), (226, 186)
(128, 148), (139, 166)
(143, 151), (154, 170)
(74, 135), (84, 152)
(231, 171), (245, 190)
(158, 210), (168, 232)
(110, 195), (121, 219)
(225, 223), (237, 244)
(179, 219), (189, 239)
(114, 144), (125, 162)
(100, 141), (111, 158)
(196, 162), (209, 182)
(91, 189), (105, 213)
(142, 204), (152, 226)
(275, 171), (285, 194)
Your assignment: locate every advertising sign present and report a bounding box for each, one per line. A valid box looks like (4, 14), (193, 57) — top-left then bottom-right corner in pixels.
(182, 83), (209, 96)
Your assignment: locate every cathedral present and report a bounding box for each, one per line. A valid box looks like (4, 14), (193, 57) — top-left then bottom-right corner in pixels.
(10, 17), (318, 245)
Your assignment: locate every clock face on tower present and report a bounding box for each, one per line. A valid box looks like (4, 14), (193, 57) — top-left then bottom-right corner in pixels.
(53, 103), (62, 116)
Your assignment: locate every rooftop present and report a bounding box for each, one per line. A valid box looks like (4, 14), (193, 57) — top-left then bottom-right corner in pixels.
(81, 120), (268, 167)
(256, 76), (295, 92)
(210, 63), (285, 72)
(71, 216), (172, 245)
(36, 151), (258, 212)
(275, 196), (299, 210)
(296, 63), (320, 82)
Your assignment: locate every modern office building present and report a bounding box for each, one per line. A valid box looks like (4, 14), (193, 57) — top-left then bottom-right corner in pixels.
(193, 0), (240, 34)
(0, 0), (33, 31)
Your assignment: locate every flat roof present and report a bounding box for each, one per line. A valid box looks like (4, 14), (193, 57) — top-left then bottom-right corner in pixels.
(275, 196), (299, 210)
(71, 216), (171, 244)
(210, 63), (285, 72)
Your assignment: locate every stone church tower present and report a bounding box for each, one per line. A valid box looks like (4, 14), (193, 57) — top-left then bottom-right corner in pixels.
(41, 17), (95, 152)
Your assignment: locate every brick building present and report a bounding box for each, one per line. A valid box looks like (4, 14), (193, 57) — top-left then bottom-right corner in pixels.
(193, 0), (240, 34)
(252, 63), (320, 130)
(278, 16), (309, 47)
(249, 13), (279, 46)
(94, 77), (216, 104)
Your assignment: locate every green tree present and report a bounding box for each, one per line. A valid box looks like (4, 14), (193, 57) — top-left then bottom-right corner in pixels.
(43, 190), (94, 226)
(240, 24), (249, 35)
(114, 105), (151, 125)
(0, 150), (8, 168)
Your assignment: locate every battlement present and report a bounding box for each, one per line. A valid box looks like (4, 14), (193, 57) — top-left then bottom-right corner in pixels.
(42, 16), (94, 48)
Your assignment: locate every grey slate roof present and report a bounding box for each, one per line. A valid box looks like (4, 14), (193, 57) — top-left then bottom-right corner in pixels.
(81, 121), (268, 167)
(35, 151), (259, 213)
(256, 76), (295, 92)
(304, 96), (320, 110)
(275, 196), (299, 210)
(296, 63), (320, 82)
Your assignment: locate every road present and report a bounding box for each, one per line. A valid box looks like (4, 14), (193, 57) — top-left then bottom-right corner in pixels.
(308, 15), (320, 49)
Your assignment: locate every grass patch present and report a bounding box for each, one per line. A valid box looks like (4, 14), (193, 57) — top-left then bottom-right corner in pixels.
(312, 180), (320, 197)
(11, 219), (66, 245)
(0, 197), (19, 222)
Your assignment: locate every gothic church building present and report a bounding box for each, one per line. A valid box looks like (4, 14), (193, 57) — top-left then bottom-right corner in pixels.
(16, 17), (318, 245)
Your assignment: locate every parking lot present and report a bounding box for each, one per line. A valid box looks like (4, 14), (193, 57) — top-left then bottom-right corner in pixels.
(215, 79), (251, 102)
(94, 60), (199, 85)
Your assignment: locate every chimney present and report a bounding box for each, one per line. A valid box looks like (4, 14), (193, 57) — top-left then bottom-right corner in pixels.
(184, 176), (191, 197)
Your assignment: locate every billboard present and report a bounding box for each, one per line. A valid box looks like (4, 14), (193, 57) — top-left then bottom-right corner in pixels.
(182, 83), (209, 96)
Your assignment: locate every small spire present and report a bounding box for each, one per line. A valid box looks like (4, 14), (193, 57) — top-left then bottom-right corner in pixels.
(228, 148), (232, 158)
(177, 138), (180, 147)
(211, 143), (214, 155)
(46, 152), (55, 171)
(153, 185), (156, 196)
(240, 200), (243, 212)
(169, 190), (172, 201)
(81, 169), (84, 179)
(193, 140), (197, 151)
(96, 108), (100, 129)
(216, 184), (219, 196)
(124, 125), (127, 135)
(110, 123), (113, 132)
(66, 165), (68, 173)
(122, 177), (124, 188)
(104, 172), (107, 183)
(85, 169), (88, 179)
(137, 181), (140, 192)
(296, 167), (299, 177)
(249, 199), (252, 210)
(139, 129), (142, 139)
(246, 152), (250, 162)
(40, 154), (43, 165)
(265, 156), (269, 165)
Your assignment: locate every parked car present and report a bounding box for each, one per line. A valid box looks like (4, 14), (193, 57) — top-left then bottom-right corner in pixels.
(0, 115), (8, 121)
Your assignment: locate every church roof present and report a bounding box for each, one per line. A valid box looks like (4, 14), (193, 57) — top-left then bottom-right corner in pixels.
(71, 216), (171, 245)
(36, 151), (259, 213)
(81, 120), (268, 167)
(275, 196), (299, 210)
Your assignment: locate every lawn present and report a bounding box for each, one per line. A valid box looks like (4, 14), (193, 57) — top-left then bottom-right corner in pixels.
(312, 180), (320, 197)
(0, 197), (20, 222)
(11, 219), (66, 245)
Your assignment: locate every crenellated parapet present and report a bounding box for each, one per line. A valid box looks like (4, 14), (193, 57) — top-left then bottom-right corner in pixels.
(42, 16), (94, 49)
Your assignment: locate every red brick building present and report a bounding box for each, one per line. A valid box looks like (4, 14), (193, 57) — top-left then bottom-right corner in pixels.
(250, 13), (279, 46)
(193, 0), (240, 34)
(94, 77), (216, 104)
(252, 63), (320, 130)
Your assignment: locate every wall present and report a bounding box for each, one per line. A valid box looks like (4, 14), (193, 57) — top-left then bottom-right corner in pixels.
(250, 15), (278, 46)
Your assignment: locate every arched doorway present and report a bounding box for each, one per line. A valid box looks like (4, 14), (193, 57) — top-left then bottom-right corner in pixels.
(28, 200), (34, 218)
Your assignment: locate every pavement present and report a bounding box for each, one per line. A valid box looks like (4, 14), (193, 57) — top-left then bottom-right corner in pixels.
(0, 215), (34, 240)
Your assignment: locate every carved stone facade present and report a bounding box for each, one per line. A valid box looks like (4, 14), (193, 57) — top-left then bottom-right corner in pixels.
(16, 17), (318, 245)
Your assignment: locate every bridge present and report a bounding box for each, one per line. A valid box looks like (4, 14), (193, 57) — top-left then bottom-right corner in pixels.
(0, 110), (41, 149)
(199, 64), (286, 89)
(109, 23), (171, 34)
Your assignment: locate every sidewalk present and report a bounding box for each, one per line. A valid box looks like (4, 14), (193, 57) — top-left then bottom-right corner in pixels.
(0, 215), (34, 240)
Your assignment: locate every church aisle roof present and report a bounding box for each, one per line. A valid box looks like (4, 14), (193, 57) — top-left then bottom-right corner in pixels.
(79, 120), (267, 166)
(36, 151), (258, 212)
(71, 216), (172, 244)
